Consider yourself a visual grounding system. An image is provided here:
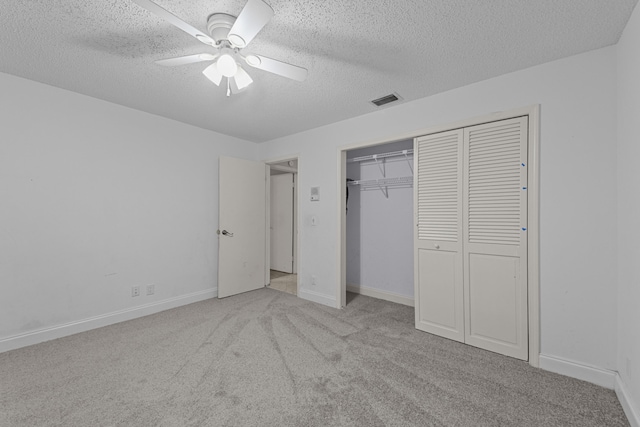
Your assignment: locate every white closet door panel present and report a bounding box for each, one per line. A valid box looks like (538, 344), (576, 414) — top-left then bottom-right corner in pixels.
(466, 253), (525, 358)
(463, 116), (528, 360)
(414, 129), (464, 342)
(416, 248), (464, 341)
(416, 130), (463, 243)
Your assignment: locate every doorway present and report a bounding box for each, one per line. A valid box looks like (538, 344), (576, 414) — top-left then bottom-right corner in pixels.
(345, 140), (415, 306)
(267, 158), (299, 296)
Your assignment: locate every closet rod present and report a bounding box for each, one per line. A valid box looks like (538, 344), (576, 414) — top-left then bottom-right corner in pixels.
(347, 149), (414, 163)
(347, 176), (413, 187)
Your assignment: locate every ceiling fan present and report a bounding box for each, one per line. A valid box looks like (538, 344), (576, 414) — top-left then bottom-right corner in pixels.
(132, 0), (308, 96)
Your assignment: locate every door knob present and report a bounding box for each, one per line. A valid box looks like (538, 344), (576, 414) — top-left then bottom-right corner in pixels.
(221, 230), (234, 237)
(435, 244), (440, 249)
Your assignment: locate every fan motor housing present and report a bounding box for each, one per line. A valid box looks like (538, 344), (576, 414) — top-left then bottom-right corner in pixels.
(207, 13), (237, 44)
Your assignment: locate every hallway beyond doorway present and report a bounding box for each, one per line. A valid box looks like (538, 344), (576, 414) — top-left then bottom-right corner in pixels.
(269, 270), (297, 296)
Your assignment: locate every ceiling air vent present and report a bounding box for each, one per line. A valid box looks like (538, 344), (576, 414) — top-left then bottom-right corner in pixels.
(371, 93), (402, 107)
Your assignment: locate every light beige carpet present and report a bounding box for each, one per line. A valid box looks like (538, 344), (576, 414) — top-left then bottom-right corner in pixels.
(0, 289), (629, 426)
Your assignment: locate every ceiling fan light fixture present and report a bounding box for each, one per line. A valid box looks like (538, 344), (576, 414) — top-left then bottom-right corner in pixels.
(228, 34), (246, 48)
(217, 54), (238, 77)
(234, 66), (253, 90)
(202, 62), (223, 86)
(245, 54), (261, 66)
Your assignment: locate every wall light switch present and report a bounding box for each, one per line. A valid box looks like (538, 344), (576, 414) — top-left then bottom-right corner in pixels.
(310, 187), (320, 201)
(311, 216), (317, 226)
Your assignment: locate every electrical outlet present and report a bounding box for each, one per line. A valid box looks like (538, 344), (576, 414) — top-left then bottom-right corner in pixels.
(131, 286), (140, 297)
(311, 276), (317, 286)
(146, 284), (155, 295)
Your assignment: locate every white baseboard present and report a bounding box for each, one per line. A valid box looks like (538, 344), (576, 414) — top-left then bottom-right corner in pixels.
(347, 284), (414, 307)
(616, 373), (640, 427)
(298, 288), (336, 308)
(539, 354), (616, 389)
(0, 288), (216, 354)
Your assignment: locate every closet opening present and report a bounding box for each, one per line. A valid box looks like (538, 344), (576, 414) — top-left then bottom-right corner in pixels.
(266, 157), (298, 296)
(336, 105), (540, 366)
(344, 140), (415, 307)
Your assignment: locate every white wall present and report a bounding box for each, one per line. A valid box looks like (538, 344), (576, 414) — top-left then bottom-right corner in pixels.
(616, 2), (640, 422)
(346, 140), (414, 299)
(260, 46), (618, 373)
(0, 72), (256, 350)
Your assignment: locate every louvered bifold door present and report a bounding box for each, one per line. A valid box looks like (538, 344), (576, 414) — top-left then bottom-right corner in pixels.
(414, 129), (464, 342)
(463, 117), (528, 360)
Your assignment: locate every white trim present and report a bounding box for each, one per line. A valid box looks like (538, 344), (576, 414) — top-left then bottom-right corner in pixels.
(265, 165), (271, 286)
(616, 374), (640, 427)
(299, 288), (336, 308)
(527, 105), (541, 367)
(0, 289), (215, 354)
(338, 150), (347, 308)
(539, 354), (616, 389)
(347, 284), (414, 307)
(337, 105), (541, 368)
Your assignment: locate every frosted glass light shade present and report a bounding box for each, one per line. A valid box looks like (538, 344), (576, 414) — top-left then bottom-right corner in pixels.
(217, 54), (238, 77)
(202, 62), (222, 86)
(234, 66), (253, 90)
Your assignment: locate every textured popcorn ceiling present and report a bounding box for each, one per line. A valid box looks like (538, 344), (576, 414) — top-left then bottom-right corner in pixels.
(0, 0), (637, 142)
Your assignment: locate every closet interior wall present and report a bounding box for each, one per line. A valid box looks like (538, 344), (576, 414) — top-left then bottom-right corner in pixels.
(346, 139), (414, 304)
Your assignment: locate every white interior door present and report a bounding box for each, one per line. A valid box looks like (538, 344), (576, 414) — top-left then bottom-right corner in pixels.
(414, 129), (465, 342)
(218, 156), (266, 298)
(463, 117), (528, 360)
(270, 173), (294, 273)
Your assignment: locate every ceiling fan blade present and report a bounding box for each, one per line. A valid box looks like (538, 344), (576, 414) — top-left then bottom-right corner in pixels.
(132, 0), (216, 46)
(155, 53), (217, 67)
(227, 0), (274, 48)
(244, 55), (307, 81)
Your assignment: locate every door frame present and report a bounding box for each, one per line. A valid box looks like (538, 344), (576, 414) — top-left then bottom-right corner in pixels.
(265, 155), (300, 294)
(336, 105), (540, 367)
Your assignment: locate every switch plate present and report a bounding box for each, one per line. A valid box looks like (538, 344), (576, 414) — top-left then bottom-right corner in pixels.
(146, 284), (155, 295)
(310, 187), (320, 201)
(311, 215), (317, 226)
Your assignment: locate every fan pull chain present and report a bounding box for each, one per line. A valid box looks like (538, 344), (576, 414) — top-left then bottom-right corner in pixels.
(226, 78), (231, 97)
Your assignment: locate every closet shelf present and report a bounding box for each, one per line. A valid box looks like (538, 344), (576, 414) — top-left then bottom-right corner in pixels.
(347, 149), (413, 163)
(348, 149), (414, 177)
(348, 176), (413, 198)
(347, 176), (413, 187)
